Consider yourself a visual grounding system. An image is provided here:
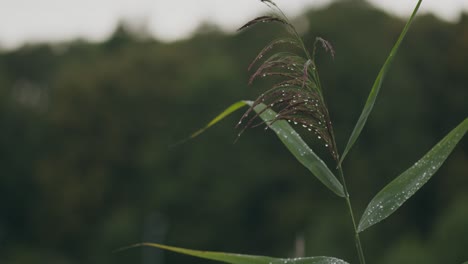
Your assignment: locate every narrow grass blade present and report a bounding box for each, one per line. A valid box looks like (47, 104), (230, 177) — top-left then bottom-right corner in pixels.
(271, 257), (349, 264)
(250, 102), (345, 197)
(171, 101), (248, 147)
(340, 0), (423, 164)
(119, 243), (349, 264)
(118, 243), (275, 264)
(191, 101), (248, 138)
(358, 118), (468, 232)
(175, 101), (248, 144)
(181, 100), (344, 197)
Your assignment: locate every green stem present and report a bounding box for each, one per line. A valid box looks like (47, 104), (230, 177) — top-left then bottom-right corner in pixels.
(337, 167), (366, 264)
(323, 68), (364, 262)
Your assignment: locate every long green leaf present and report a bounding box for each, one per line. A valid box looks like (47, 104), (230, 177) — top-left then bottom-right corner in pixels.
(120, 243), (349, 264)
(190, 101), (248, 139)
(185, 100), (344, 196)
(271, 258), (349, 264)
(358, 118), (468, 232)
(340, 0), (423, 164)
(250, 102), (345, 197)
(120, 243), (275, 264)
(172, 101), (248, 147)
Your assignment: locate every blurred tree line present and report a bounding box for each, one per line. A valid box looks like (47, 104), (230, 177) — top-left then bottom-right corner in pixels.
(0, 1), (467, 263)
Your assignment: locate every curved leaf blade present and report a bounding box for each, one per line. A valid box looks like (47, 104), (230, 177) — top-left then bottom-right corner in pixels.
(120, 243), (349, 264)
(190, 101), (248, 139)
(119, 243), (275, 264)
(340, 0), (423, 164)
(250, 102), (345, 197)
(183, 100), (344, 197)
(172, 101), (247, 147)
(271, 257), (349, 264)
(358, 118), (468, 232)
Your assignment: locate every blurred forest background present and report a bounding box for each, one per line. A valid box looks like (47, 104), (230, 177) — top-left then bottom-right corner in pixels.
(1, 1), (467, 263)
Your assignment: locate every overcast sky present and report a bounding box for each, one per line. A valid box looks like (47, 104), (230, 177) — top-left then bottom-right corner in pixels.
(0, 0), (467, 49)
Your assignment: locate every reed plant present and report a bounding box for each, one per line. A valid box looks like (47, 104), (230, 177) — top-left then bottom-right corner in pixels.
(121, 0), (467, 263)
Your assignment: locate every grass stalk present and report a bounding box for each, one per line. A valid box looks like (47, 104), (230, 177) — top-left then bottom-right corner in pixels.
(338, 167), (366, 264)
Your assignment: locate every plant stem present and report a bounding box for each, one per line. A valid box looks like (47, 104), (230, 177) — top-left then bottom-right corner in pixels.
(337, 167), (366, 264)
(325, 92), (365, 262)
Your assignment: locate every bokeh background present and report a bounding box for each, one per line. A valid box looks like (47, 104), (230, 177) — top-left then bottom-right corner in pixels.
(0, 0), (467, 263)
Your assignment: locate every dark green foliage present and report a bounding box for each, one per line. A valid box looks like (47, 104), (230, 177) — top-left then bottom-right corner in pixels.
(0, 2), (467, 264)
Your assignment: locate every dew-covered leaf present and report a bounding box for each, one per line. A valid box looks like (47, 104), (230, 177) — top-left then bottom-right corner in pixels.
(358, 118), (468, 232)
(340, 0), (422, 164)
(270, 257), (349, 264)
(249, 102), (345, 197)
(119, 243), (349, 264)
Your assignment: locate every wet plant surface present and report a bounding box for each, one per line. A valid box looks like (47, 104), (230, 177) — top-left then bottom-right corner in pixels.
(126, 0), (467, 263)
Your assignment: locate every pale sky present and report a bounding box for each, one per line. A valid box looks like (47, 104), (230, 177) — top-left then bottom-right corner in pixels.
(0, 0), (467, 50)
